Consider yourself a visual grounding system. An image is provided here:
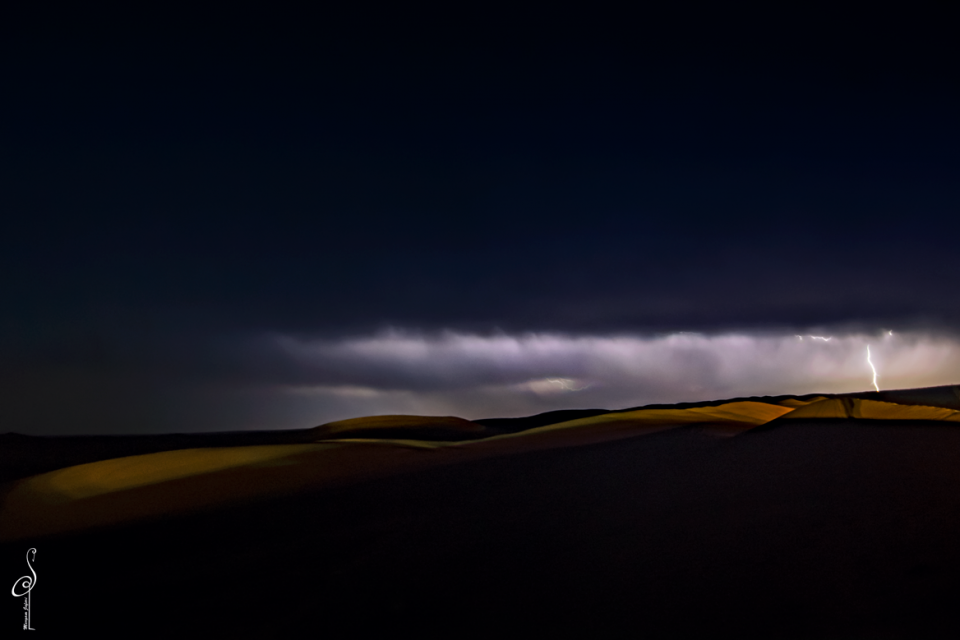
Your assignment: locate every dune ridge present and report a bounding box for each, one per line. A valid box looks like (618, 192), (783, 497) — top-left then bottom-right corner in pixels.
(3, 384), (960, 542)
(308, 414), (489, 440)
(779, 397), (960, 421)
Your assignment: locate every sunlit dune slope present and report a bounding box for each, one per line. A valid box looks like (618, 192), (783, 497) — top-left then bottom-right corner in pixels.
(466, 401), (795, 448)
(0, 401), (787, 541)
(858, 384), (960, 411)
(779, 397), (960, 421)
(3, 386), (960, 542)
(0, 441), (448, 541)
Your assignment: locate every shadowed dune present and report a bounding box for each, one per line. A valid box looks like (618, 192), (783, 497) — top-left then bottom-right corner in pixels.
(0, 401), (794, 541)
(3, 383), (960, 636)
(308, 414), (490, 440)
(4, 388), (960, 542)
(776, 396), (829, 407)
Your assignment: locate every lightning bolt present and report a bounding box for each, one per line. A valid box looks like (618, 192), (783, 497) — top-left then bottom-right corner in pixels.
(866, 345), (879, 392)
(547, 378), (591, 391)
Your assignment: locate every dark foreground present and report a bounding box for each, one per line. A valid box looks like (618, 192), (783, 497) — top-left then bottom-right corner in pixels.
(6, 417), (960, 638)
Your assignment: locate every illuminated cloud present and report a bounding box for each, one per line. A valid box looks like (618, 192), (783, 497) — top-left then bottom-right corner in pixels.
(7, 325), (960, 434)
(265, 328), (960, 424)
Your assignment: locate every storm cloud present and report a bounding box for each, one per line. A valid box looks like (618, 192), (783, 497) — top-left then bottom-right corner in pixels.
(6, 326), (958, 435)
(264, 328), (960, 421)
(3, 10), (959, 436)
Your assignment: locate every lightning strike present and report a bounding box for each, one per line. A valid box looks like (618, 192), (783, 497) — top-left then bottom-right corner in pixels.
(866, 345), (880, 392)
(547, 378), (591, 391)
(810, 336), (832, 342)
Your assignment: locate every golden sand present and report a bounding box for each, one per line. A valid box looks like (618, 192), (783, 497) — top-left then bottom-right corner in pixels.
(781, 398), (960, 421)
(4, 395), (960, 541)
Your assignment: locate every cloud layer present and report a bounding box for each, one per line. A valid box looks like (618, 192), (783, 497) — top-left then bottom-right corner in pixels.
(265, 328), (960, 425)
(5, 327), (960, 435)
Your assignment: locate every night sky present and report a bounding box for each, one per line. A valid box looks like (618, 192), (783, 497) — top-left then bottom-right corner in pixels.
(3, 6), (959, 434)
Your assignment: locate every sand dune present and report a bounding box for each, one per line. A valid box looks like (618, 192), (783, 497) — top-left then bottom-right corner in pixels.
(780, 397), (960, 421)
(776, 396), (829, 407)
(5, 387), (960, 542)
(5, 384), (960, 635)
(308, 414), (489, 439)
(0, 401), (793, 540)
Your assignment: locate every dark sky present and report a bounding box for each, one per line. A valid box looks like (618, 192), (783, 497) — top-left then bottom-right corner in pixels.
(3, 6), (959, 434)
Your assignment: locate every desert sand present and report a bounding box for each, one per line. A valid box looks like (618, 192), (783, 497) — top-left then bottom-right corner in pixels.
(3, 384), (960, 636)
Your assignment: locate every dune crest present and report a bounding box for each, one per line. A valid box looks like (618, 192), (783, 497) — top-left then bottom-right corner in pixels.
(310, 414), (487, 440)
(4, 386), (960, 542)
(781, 398), (960, 421)
(777, 396), (829, 408)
